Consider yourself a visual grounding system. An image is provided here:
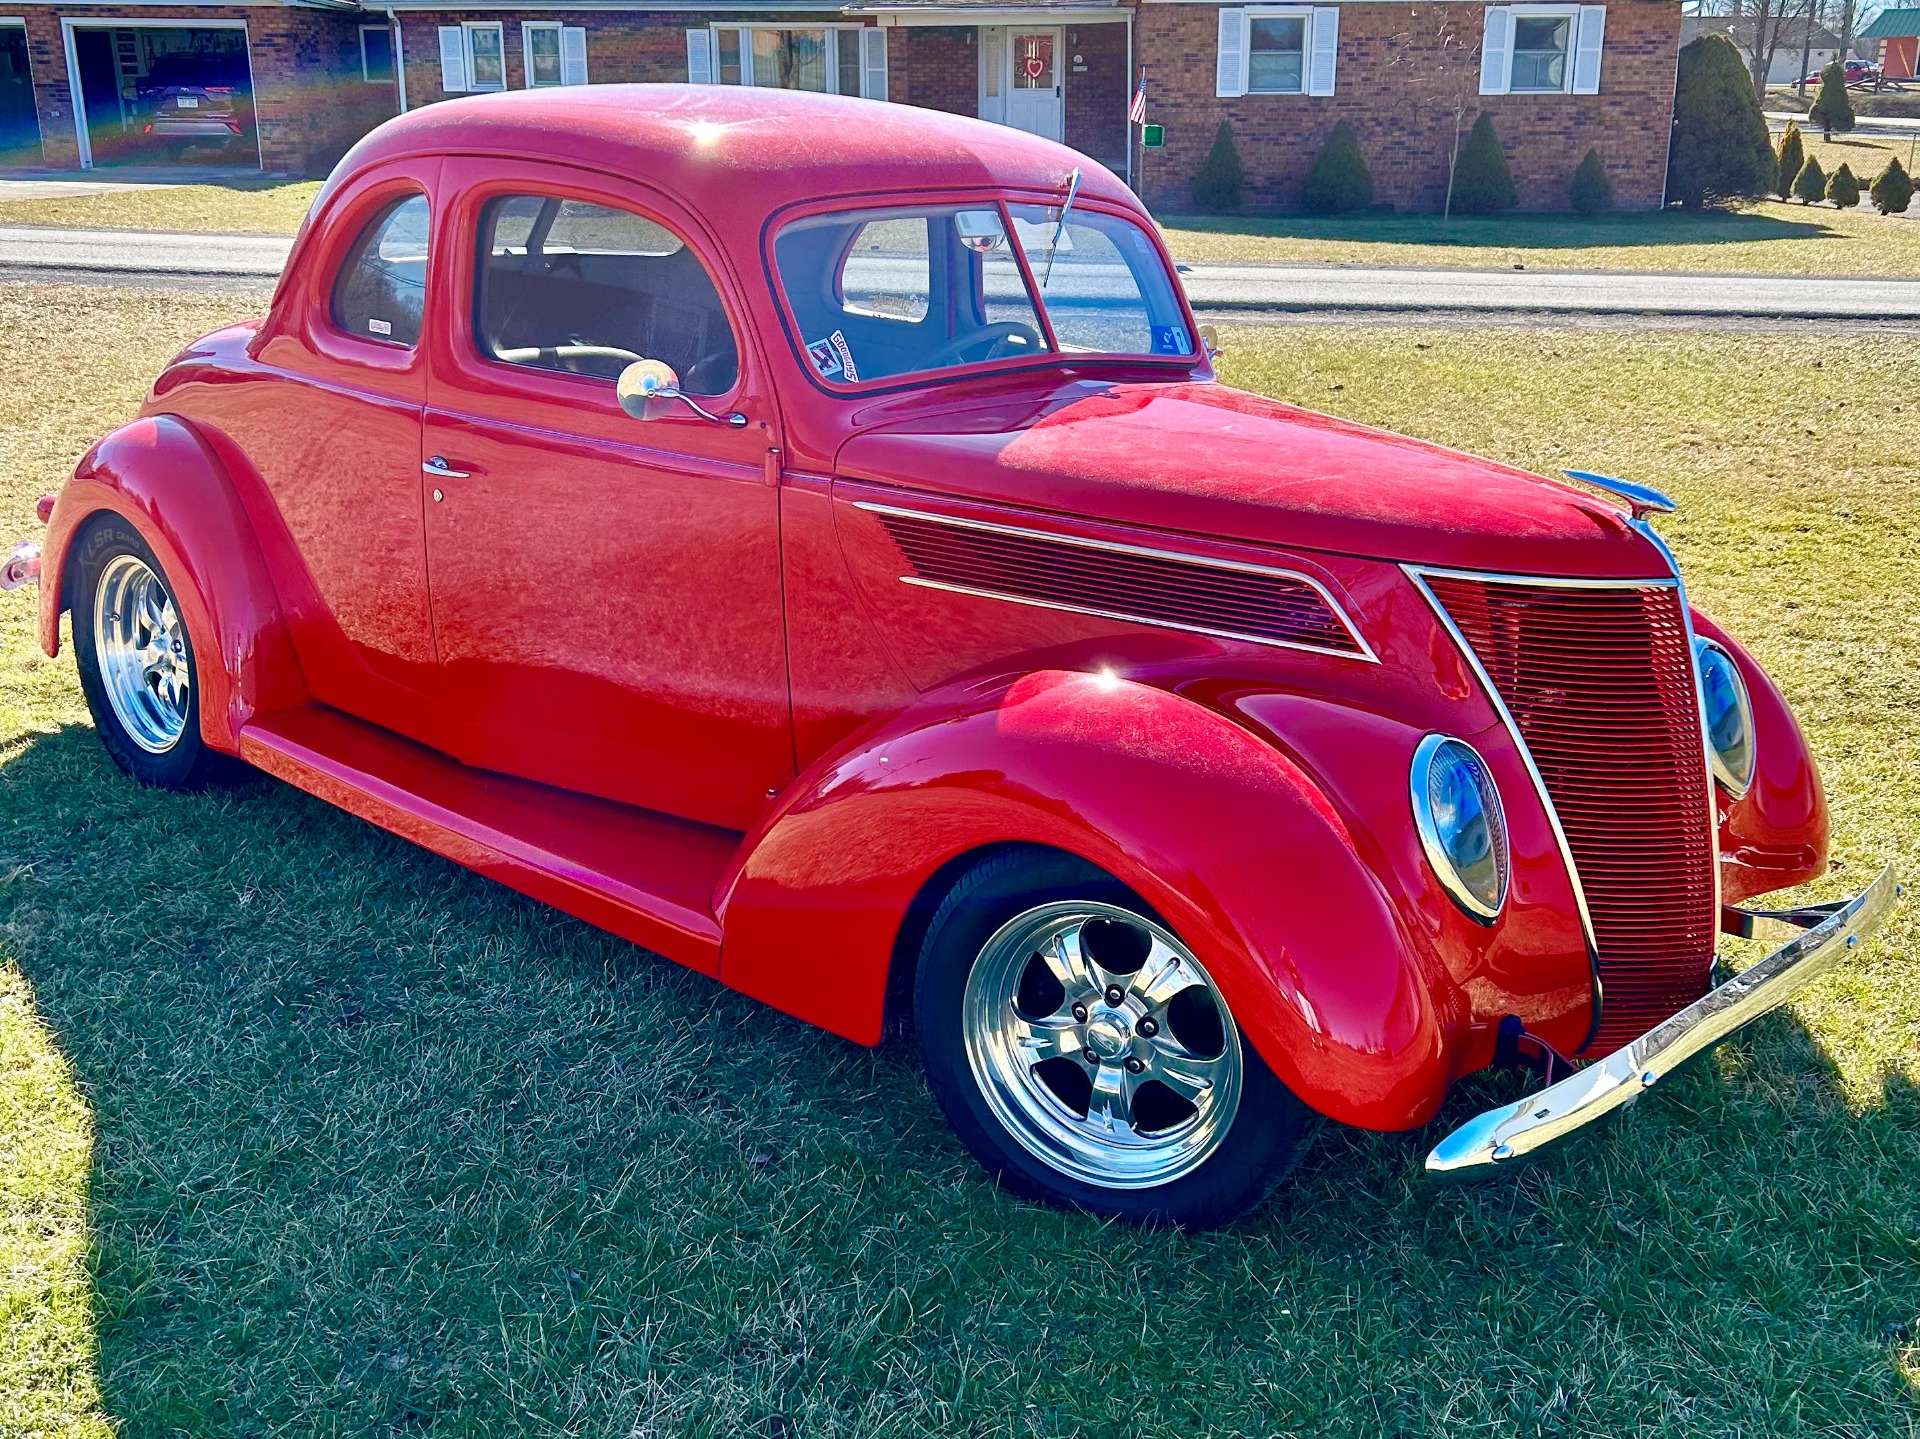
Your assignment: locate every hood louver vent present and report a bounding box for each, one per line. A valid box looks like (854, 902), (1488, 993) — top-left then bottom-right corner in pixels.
(863, 503), (1372, 660)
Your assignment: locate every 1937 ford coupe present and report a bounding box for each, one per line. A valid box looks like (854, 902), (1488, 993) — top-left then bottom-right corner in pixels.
(6, 88), (1899, 1226)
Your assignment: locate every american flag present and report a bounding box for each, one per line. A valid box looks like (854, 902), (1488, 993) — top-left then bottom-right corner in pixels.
(1128, 77), (1147, 125)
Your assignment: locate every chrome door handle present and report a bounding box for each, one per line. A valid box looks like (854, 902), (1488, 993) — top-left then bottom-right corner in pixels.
(423, 456), (469, 479)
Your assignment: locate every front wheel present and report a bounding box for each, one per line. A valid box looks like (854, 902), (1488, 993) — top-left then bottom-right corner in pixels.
(71, 515), (235, 790)
(914, 849), (1316, 1227)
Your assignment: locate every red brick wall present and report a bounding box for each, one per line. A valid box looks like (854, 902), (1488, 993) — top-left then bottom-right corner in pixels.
(13, 5), (393, 174)
(1064, 22), (1128, 167)
(887, 25), (977, 116)
(1135, 0), (1679, 212)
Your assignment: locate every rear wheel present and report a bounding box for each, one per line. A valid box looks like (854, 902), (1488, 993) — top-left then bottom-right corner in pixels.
(71, 516), (234, 790)
(914, 849), (1316, 1227)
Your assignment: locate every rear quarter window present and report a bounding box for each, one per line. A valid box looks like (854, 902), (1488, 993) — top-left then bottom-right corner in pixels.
(330, 194), (430, 347)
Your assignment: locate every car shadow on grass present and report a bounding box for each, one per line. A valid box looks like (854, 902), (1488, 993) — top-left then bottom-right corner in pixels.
(2, 723), (1916, 1436)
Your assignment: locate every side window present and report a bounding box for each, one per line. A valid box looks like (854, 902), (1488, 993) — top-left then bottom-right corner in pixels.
(474, 194), (741, 396)
(330, 194), (430, 347)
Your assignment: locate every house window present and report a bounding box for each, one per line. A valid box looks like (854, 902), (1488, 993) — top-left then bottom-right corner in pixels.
(465, 22), (505, 91)
(708, 26), (866, 96)
(1248, 14), (1305, 93)
(1510, 14), (1570, 91)
(524, 23), (562, 87)
(359, 24), (394, 85)
(1215, 8), (1340, 99)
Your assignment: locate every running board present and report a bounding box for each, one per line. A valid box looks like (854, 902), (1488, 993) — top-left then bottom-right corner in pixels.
(238, 705), (738, 974)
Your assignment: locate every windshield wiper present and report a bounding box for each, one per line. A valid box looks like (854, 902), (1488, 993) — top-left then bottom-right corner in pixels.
(1040, 166), (1081, 289)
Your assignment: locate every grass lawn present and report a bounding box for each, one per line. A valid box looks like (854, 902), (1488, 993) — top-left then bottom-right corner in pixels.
(0, 179), (320, 236)
(3, 283), (1919, 1437)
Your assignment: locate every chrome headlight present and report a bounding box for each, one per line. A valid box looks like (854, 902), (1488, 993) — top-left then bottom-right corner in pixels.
(1693, 636), (1755, 797)
(1410, 735), (1509, 923)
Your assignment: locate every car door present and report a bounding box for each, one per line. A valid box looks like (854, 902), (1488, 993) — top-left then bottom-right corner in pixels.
(240, 159), (443, 746)
(420, 158), (791, 832)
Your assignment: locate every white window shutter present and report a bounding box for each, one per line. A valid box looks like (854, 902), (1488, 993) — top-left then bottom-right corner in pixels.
(686, 28), (712, 84)
(438, 25), (468, 93)
(1306, 7), (1339, 95)
(1572, 5), (1605, 93)
(1479, 7), (1513, 95)
(561, 26), (588, 85)
(1216, 7), (1248, 98)
(861, 27), (888, 100)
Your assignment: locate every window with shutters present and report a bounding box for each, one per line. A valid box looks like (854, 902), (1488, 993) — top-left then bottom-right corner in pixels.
(1483, 5), (1603, 95)
(1216, 8), (1340, 98)
(524, 23), (562, 86)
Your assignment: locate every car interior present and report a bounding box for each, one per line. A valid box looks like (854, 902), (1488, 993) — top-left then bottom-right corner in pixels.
(474, 195), (741, 396)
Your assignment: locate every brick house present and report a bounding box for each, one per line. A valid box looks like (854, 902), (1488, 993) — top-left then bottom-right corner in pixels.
(0, 0), (1679, 211)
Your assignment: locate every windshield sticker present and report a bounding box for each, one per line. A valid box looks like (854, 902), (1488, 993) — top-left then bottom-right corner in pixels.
(1151, 325), (1188, 355)
(368, 317), (392, 336)
(806, 337), (841, 378)
(808, 329), (860, 383)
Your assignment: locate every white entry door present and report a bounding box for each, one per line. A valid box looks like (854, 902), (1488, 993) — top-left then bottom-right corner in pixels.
(988, 27), (1063, 142)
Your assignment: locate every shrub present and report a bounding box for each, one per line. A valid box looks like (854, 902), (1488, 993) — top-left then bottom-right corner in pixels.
(1451, 112), (1517, 215)
(1666, 35), (1776, 210)
(1774, 121), (1804, 200)
(1808, 61), (1855, 139)
(1301, 122), (1375, 215)
(1793, 154), (1828, 204)
(1826, 162), (1861, 209)
(1568, 149), (1613, 214)
(1191, 121), (1244, 213)
(1871, 155), (1915, 214)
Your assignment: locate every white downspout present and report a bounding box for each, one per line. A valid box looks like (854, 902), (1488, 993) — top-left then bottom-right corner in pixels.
(387, 9), (408, 113)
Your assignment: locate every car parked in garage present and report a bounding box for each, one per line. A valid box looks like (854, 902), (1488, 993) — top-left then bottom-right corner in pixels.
(6, 87), (1899, 1226)
(135, 53), (248, 158)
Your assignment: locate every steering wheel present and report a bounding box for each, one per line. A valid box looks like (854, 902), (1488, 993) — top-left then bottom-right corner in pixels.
(925, 321), (1045, 370)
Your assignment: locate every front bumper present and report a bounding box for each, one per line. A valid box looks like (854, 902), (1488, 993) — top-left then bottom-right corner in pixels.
(1427, 865), (1901, 1178)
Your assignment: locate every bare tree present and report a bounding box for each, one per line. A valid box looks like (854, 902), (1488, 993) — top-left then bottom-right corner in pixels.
(1380, 8), (1481, 218)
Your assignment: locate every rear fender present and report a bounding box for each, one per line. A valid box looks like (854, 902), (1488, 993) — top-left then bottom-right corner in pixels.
(39, 415), (305, 751)
(717, 669), (1456, 1130)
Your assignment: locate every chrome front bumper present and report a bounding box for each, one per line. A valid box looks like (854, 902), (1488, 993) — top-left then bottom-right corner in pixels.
(1427, 865), (1902, 1178)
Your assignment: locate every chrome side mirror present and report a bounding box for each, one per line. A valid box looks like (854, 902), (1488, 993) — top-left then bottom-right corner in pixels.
(616, 359), (747, 428)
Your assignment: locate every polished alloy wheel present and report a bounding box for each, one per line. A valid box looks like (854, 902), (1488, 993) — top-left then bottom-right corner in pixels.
(92, 553), (191, 754)
(961, 901), (1243, 1189)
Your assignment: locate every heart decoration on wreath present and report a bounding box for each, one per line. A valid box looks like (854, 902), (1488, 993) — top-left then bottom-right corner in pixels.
(1022, 55), (1046, 80)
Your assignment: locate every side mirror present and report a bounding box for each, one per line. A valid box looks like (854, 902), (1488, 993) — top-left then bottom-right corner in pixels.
(1198, 324), (1223, 361)
(616, 359), (749, 428)
(616, 359), (681, 419)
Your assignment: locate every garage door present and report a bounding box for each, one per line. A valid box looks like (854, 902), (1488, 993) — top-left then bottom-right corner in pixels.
(67, 22), (259, 169)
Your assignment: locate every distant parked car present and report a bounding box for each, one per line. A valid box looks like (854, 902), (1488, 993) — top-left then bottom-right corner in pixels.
(135, 54), (248, 157)
(1802, 59), (1879, 85)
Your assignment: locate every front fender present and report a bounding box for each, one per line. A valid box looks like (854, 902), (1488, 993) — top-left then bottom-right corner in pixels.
(717, 669), (1457, 1130)
(1692, 611), (1829, 904)
(39, 415), (305, 751)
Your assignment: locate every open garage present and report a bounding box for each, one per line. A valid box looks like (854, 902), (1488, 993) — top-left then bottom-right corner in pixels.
(63, 20), (258, 168)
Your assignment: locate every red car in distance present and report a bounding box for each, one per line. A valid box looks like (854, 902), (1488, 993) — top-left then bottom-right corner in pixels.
(6, 88), (1898, 1226)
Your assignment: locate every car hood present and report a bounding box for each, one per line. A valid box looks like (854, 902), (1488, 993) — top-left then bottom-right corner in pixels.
(835, 380), (1666, 579)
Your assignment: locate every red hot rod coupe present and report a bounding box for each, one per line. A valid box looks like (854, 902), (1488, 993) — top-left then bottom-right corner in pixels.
(7, 88), (1898, 1226)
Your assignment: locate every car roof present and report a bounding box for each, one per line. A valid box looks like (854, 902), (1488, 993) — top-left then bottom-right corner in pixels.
(341, 85), (1134, 223)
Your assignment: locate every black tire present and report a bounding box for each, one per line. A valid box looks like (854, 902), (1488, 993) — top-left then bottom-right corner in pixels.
(70, 515), (237, 791)
(913, 846), (1317, 1228)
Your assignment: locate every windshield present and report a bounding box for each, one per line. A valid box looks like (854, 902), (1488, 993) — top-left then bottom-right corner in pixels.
(773, 201), (1193, 387)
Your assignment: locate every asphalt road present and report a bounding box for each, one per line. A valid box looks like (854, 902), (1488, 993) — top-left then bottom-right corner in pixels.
(4, 223), (1920, 321)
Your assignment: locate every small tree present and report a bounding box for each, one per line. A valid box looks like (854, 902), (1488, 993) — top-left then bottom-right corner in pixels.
(1774, 121), (1804, 201)
(1793, 154), (1828, 203)
(1301, 121), (1375, 215)
(1808, 62), (1856, 140)
(1191, 120), (1244, 213)
(1569, 148), (1613, 214)
(1871, 155), (1915, 214)
(1451, 112), (1517, 215)
(1826, 162), (1862, 208)
(1666, 36), (1776, 210)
